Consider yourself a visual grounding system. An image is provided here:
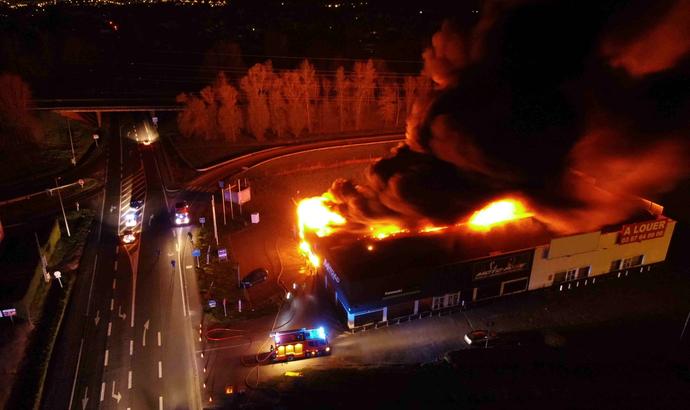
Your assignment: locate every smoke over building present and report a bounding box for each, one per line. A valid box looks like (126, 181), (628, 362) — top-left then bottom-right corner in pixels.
(329, 0), (690, 234)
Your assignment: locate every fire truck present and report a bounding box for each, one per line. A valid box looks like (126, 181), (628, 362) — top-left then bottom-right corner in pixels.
(270, 327), (331, 362)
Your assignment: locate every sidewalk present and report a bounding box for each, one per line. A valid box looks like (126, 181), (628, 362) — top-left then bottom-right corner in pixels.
(327, 265), (690, 366)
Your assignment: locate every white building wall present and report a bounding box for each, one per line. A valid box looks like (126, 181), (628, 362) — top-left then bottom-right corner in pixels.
(529, 219), (675, 290)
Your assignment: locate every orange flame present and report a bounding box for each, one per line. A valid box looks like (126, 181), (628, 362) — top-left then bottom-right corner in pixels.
(296, 195), (345, 268)
(295, 195), (534, 267)
(468, 199), (533, 231)
(369, 224), (407, 240)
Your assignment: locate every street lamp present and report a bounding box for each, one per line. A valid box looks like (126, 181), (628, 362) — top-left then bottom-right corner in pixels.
(53, 270), (63, 288)
(55, 177), (71, 237)
(67, 119), (76, 166)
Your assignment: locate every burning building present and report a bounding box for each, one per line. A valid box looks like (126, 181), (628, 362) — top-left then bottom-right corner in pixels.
(309, 196), (675, 328)
(296, 0), (688, 328)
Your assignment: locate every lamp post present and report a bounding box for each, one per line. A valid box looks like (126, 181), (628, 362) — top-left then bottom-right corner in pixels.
(67, 119), (76, 166)
(55, 177), (71, 237)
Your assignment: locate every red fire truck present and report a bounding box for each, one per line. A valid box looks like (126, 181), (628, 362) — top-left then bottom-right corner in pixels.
(270, 327), (331, 362)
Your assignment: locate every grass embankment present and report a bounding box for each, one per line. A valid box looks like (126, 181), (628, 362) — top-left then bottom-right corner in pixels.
(1, 178), (101, 220)
(0, 112), (93, 186)
(7, 209), (95, 410)
(193, 224), (282, 326)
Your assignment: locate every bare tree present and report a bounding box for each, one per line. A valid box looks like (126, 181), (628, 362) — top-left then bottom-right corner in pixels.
(268, 74), (289, 139)
(176, 92), (213, 140)
(0, 73), (42, 148)
(240, 62), (272, 141)
(281, 70), (308, 138)
(319, 76), (333, 133)
(352, 59), (377, 130)
(377, 80), (399, 127)
(215, 73), (243, 142)
(334, 66), (349, 132)
(298, 60), (319, 134)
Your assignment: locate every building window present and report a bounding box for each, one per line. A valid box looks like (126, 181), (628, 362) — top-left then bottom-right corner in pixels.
(622, 255), (644, 269)
(577, 266), (590, 279)
(502, 278), (528, 295)
(432, 296), (444, 310)
(609, 259), (621, 272)
(474, 283), (501, 301)
(553, 271), (566, 284)
(564, 268), (577, 282)
(445, 292), (460, 307)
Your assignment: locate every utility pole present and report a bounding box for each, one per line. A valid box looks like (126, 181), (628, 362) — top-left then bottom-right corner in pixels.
(55, 177), (71, 237)
(229, 185), (234, 220)
(211, 195), (219, 246)
(236, 262), (240, 288)
(67, 119), (76, 166)
(219, 181), (227, 226)
(237, 179), (243, 216)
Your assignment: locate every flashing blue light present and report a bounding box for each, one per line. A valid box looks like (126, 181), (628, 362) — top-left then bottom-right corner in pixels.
(317, 327), (326, 340)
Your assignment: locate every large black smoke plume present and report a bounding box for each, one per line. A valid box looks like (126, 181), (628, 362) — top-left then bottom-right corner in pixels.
(329, 0), (690, 233)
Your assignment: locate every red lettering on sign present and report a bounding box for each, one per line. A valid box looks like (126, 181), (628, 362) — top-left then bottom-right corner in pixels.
(618, 218), (668, 244)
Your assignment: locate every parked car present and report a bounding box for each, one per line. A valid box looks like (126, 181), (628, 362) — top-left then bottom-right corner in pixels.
(464, 329), (499, 347)
(240, 268), (269, 288)
(464, 329), (548, 349)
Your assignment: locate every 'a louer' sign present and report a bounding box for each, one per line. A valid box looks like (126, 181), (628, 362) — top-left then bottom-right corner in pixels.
(618, 219), (667, 244)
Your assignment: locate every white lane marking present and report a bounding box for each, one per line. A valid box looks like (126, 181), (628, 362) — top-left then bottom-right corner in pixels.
(114, 260), (118, 271)
(129, 339), (133, 356)
(85, 255), (98, 316)
(142, 319), (150, 347)
(159, 396), (163, 410)
(110, 298), (114, 311)
(128, 370), (132, 389)
(115, 246), (119, 255)
(157, 331), (161, 347)
(176, 246), (188, 317)
(158, 361), (162, 378)
(100, 382), (105, 402)
(111, 381), (121, 403)
(131, 262), (137, 328)
(186, 265), (193, 269)
(66, 338), (84, 410)
(104, 350), (109, 366)
(112, 278), (117, 289)
(107, 322), (112, 337)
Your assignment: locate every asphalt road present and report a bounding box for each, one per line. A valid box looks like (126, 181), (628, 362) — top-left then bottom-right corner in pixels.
(42, 116), (203, 410)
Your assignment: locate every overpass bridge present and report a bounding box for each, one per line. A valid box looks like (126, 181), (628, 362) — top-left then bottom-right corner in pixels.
(32, 99), (182, 126)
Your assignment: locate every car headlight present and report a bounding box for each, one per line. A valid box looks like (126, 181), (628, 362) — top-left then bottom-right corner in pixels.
(325, 347), (330, 352)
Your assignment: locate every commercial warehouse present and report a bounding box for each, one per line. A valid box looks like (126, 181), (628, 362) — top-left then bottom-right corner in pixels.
(316, 201), (676, 329)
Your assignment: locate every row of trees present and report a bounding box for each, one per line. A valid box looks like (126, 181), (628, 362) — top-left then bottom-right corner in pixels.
(176, 60), (432, 142)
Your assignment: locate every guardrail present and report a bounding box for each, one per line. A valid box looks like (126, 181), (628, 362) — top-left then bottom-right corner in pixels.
(350, 304), (469, 334)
